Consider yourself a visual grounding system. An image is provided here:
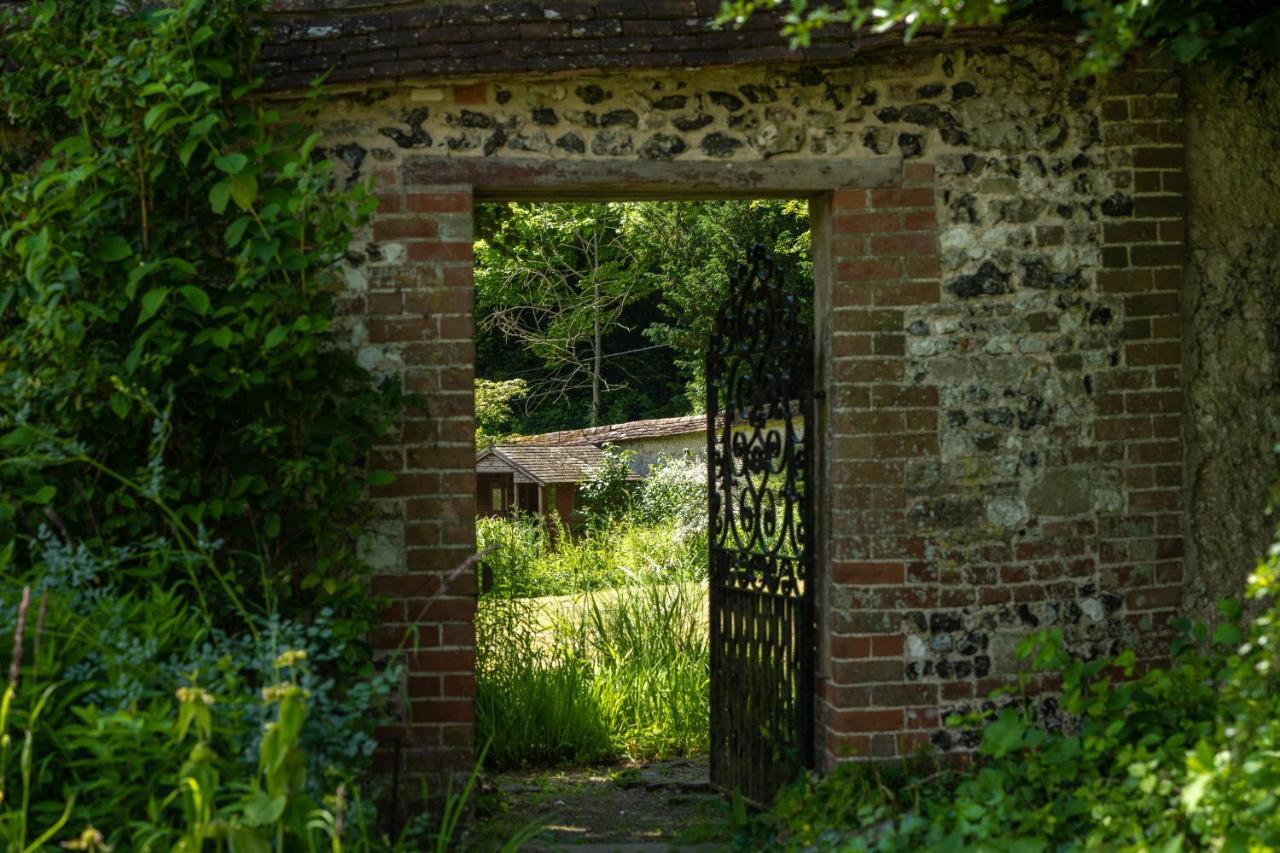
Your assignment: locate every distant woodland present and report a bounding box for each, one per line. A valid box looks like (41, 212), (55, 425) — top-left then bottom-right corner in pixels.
(473, 200), (812, 438)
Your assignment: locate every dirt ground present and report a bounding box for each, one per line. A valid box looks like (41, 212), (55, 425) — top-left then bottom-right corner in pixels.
(468, 755), (734, 851)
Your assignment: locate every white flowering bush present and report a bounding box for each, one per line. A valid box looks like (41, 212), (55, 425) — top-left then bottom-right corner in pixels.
(634, 452), (707, 533)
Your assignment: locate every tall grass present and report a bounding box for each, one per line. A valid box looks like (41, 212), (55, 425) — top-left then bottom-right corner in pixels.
(475, 515), (709, 769)
(476, 513), (705, 597)
(583, 582), (709, 760)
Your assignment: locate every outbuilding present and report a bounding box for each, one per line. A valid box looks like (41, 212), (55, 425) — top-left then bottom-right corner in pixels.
(475, 443), (622, 524)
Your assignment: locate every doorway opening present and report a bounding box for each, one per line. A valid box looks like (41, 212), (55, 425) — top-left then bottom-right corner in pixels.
(469, 197), (816, 840)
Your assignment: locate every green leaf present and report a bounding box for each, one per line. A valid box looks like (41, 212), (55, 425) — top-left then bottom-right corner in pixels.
(263, 326), (287, 349)
(138, 287), (170, 324)
(109, 392), (130, 418)
(209, 180), (231, 214)
(215, 152), (248, 175)
(96, 235), (133, 262)
(143, 103), (169, 130)
(228, 827), (272, 853)
(179, 137), (201, 167)
(241, 790), (287, 826)
(367, 470), (396, 486)
(225, 216), (251, 248)
(230, 173), (258, 211)
(168, 257), (198, 278)
(31, 485), (56, 505)
(211, 327), (233, 348)
(179, 285), (210, 315)
(1212, 623), (1241, 646)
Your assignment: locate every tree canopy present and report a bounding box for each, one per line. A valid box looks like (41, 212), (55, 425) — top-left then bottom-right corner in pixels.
(720, 0), (1280, 76)
(473, 200), (812, 434)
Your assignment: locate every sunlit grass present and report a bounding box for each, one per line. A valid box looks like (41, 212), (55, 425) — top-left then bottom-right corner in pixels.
(475, 517), (709, 769)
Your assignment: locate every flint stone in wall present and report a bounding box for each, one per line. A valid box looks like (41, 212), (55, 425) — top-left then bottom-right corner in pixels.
(531, 107), (558, 125)
(701, 132), (743, 157)
(1027, 468), (1092, 517)
(672, 113), (714, 131)
(591, 129), (633, 156)
(640, 134), (687, 160)
(708, 91), (743, 111)
(510, 130), (552, 152)
(379, 108), (432, 148)
(576, 84), (609, 104)
(752, 123), (804, 157)
(946, 261), (1011, 298)
(555, 132), (585, 153)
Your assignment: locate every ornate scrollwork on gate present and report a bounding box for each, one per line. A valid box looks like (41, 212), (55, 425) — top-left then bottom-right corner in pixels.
(706, 243), (815, 806)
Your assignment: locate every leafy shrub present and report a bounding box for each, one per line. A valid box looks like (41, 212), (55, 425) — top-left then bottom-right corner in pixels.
(475, 378), (529, 448)
(633, 452), (707, 532)
(0, 1), (472, 848)
(577, 445), (638, 525)
(0, 0), (403, 629)
(0, 535), (404, 846)
(750, 538), (1280, 851)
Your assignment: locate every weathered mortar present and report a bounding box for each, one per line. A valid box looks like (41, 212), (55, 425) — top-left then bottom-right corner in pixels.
(1182, 65), (1280, 621)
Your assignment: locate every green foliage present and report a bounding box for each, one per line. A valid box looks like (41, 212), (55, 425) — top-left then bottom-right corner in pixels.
(0, 535), (406, 848)
(0, 0), (404, 627)
(475, 203), (660, 426)
(476, 514), (705, 598)
(474, 378), (529, 448)
(633, 452), (708, 531)
(474, 200), (811, 431)
(0, 3), (490, 849)
(749, 546), (1280, 850)
(628, 201), (812, 409)
(475, 512), (709, 768)
(476, 582), (709, 769)
(576, 445), (638, 525)
(719, 0), (1280, 77)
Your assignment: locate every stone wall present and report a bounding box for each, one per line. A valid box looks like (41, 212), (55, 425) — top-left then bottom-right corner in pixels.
(308, 39), (1187, 777)
(1182, 66), (1280, 621)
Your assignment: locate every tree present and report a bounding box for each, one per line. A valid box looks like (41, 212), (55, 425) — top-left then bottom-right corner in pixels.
(474, 377), (528, 447)
(627, 200), (812, 408)
(475, 204), (657, 425)
(720, 0), (1280, 77)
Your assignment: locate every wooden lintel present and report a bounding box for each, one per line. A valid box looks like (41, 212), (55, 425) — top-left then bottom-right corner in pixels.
(400, 156), (903, 201)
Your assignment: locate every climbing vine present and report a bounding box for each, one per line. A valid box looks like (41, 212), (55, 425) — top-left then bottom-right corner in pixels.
(0, 0), (404, 629)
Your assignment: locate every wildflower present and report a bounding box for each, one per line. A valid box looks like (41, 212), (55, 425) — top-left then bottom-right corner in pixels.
(8, 586), (30, 689)
(175, 686), (215, 706)
(274, 649), (307, 669)
(61, 826), (112, 851)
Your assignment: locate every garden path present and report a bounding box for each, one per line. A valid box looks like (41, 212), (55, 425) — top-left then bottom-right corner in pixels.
(471, 755), (731, 851)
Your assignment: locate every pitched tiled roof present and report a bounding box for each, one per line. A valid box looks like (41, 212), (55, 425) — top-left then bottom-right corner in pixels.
(477, 444), (636, 485)
(509, 414), (707, 448)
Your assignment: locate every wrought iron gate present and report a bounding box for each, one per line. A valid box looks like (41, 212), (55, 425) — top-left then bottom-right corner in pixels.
(706, 244), (815, 805)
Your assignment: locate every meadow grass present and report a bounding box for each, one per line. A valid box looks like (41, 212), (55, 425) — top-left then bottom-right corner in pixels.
(475, 516), (709, 769)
